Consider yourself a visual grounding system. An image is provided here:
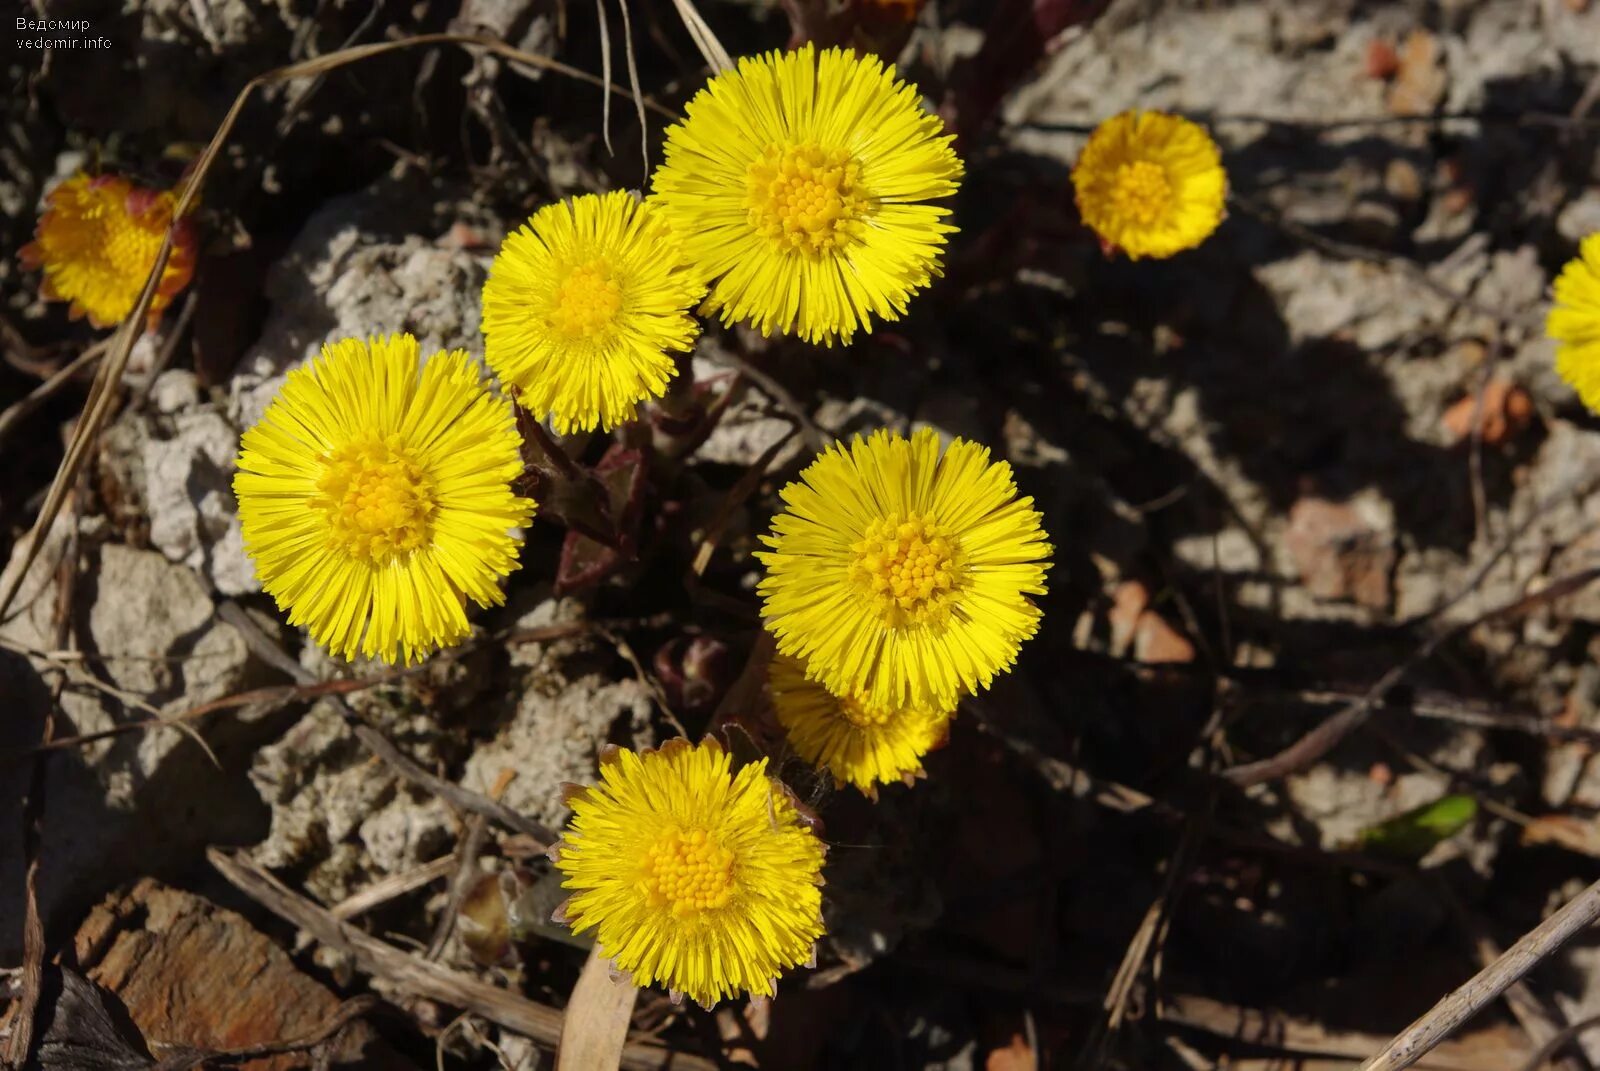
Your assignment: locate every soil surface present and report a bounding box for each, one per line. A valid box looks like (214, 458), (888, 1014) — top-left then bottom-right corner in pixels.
(5, 1), (1600, 1068)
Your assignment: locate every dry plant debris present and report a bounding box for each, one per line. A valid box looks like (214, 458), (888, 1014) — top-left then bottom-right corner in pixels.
(4, 1), (1600, 1069)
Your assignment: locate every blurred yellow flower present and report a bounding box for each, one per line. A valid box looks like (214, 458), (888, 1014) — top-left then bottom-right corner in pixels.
(757, 427), (1052, 711)
(482, 191), (703, 434)
(769, 653), (951, 795)
(553, 739), (826, 1008)
(1550, 233), (1600, 413)
(651, 44), (963, 346)
(20, 172), (196, 328)
(1072, 110), (1226, 259)
(234, 334), (534, 664)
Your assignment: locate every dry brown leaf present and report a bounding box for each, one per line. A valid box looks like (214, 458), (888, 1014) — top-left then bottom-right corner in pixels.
(557, 945), (640, 1071)
(1522, 815), (1600, 859)
(1108, 580), (1150, 656)
(1133, 609), (1197, 664)
(1365, 38), (1400, 79)
(986, 1033), (1037, 1071)
(1284, 496), (1394, 610)
(1108, 581), (1196, 664)
(1440, 378), (1535, 446)
(1386, 29), (1446, 116)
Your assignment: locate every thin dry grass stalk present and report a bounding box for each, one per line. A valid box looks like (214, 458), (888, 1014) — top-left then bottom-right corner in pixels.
(208, 848), (712, 1071)
(669, 0), (734, 73)
(1359, 876), (1600, 1071)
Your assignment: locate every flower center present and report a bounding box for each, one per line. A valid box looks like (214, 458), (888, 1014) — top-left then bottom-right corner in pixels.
(838, 692), (895, 729)
(640, 827), (735, 917)
(746, 144), (868, 256)
(1109, 161), (1174, 227)
(849, 511), (960, 626)
(317, 435), (438, 563)
(550, 259), (624, 340)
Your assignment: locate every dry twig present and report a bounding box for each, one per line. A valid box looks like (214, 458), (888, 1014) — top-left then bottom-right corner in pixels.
(0, 339), (108, 447)
(1359, 877), (1600, 1071)
(209, 849), (714, 1071)
(1225, 557), (1600, 787)
(331, 856), (458, 921)
(216, 601), (558, 848)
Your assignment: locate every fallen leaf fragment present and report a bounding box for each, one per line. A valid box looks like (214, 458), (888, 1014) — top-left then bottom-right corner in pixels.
(1440, 378), (1534, 446)
(1386, 29), (1446, 116)
(1284, 496), (1395, 610)
(1108, 580), (1196, 664)
(556, 945), (639, 1071)
(1523, 814), (1600, 859)
(1365, 38), (1400, 79)
(987, 1033), (1038, 1071)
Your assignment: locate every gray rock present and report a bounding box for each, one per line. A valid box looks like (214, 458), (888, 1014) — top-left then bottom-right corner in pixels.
(1277, 724), (1488, 855)
(0, 535), (267, 948)
(461, 674), (654, 834)
(141, 395), (256, 596)
(227, 179), (502, 432)
(1558, 193), (1600, 244)
(249, 699), (455, 904)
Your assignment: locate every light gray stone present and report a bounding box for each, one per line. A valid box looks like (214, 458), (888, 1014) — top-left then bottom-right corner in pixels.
(462, 675), (654, 833)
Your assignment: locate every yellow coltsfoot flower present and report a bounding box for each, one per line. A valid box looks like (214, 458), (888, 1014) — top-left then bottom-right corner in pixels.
(1072, 110), (1226, 259)
(20, 172), (197, 328)
(1550, 233), (1600, 413)
(757, 428), (1052, 711)
(482, 190), (703, 434)
(769, 654), (951, 796)
(651, 44), (963, 346)
(552, 739), (827, 1008)
(234, 334), (535, 664)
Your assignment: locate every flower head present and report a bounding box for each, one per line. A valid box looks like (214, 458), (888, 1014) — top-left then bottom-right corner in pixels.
(1550, 233), (1600, 413)
(651, 44), (963, 346)
(769, 654), (951, 795)
(482, 191), (703, 434)
(234, 334), (535, 664)
(553, 739), (826, 1008)
(757, 428), (1052, 711)
(20, 172), (197, 328)
(1072, 110), (1226, 260)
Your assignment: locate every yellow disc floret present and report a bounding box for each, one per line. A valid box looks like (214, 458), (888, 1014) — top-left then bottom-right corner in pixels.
(849, 512), (959, 626)
(317, 436), (438, 562)
(641, 827), (736, 916)
(550, 259), (626, 341)
(1109, 160), (1175, 228)
(747, 144), (868, 256)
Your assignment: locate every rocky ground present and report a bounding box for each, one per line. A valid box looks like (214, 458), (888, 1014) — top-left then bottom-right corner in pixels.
(5, 0), (1600, 1068)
